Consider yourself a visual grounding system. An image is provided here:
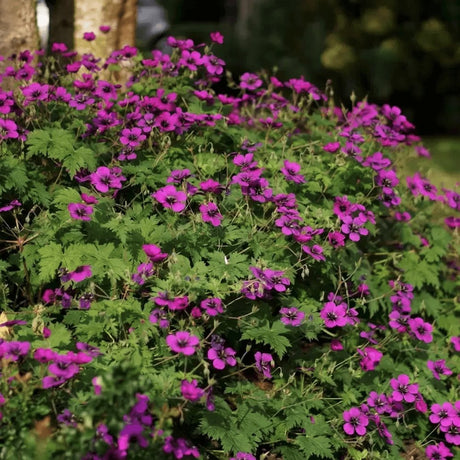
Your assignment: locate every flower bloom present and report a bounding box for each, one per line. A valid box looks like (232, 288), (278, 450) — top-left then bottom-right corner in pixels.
(330, 339), (344, 351)
(367, 392), (390, 414)
(450, 336), (460, 352)
(343, 407), (369, 436)
(83, 31), (96, 41)
(427, 360), (453, 380)
(302, 244), (326, 261)
(152, 185), (187, 212)
(142, 244), (168, 263)
(181, 380), (205, 402)
(239, 72), (263, 90)
(0, 341), (30, 361)
(68, 203), (93, 221)
(408, 317), (433, 343)
(0, 199), (21, 213)
(390, 374), (419, 403)
(280, 307), (305, 326)
(357, 347), (383, 371)
(200, 298), (223, 316)
(166, 331), (199, 356)
(90, 166), (126, 193)
(425, 442), (453, 460)
(230, 454), (257, 460)
(131, 262), (154, 285)
(207, 346), (237, 370)
(254, 352), (274, 379)
(163, 436), (200, 459)
(281, 160), (305, 183)
(199, 202), (223, 226)
(67, 265), (92, 282)
(210, 31), (224, 44)
(341, 215), (368, 242)
(429, 402), (457, 426)
(119, 127), (146, 147)
(320, 301), (347, 328)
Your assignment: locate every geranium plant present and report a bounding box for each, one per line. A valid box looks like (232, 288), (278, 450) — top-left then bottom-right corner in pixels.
(0, 32), (458, 459)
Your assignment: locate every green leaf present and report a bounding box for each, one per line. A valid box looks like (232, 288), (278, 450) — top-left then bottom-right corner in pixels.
(38, 243), (63, 282)
(295, 433), (334, 459)
(241, 320), (291, 358)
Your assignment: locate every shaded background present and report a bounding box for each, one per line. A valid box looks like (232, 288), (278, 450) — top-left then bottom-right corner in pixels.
(157, 0), (460, 137)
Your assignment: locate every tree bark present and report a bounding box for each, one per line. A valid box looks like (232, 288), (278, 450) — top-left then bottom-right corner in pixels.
(0, 0), (39, 60)
(74, 0), (137, 57)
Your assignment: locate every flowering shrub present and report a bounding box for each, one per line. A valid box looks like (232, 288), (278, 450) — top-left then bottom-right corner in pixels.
(0, 33), (459, 459)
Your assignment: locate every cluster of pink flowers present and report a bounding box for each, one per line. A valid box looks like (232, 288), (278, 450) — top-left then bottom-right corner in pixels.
(320, 292), (359, 329)
(131, 243), (168, 286)
(241, 266), (290, 300)
(388, 280), (433, 343)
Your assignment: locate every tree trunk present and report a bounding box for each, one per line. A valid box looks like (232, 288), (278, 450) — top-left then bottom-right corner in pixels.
(47, 0), (75, 51)
(74, 0), (137, 57)
(0, 0), (39, 60)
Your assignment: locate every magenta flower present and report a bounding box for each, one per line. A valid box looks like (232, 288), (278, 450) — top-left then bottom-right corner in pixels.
(357, 347), (383, 371)
(181, 379), (205, 402)
(131, 262), (154, 285)
(163, 436), (200, 459)
(408, 317), (433, 343)
(0, 200), (21, 213)
(427, 360), (453, 380)
(210, 31), (224, 44)
(166, 169), (191, 184)
(330, 339), (344, 351)
(48, 355), (80, 380)
(429, 402), (457, 426)
(239, 72), (263, 90)
(166, 331), (199, 356)
(450, 336), (460, 352)
(200, 178), (224, 194)
(21, 82), (49, 103)
(68, 265), (92, 282)
(367, 392), (390, 414)
(142, 244), (168, 263)
(323, 141), (341, 153)
(390, 374), (419, 403)
(207, 346), (237, 370)
(83, 31), (96, 41)
(200, 298), (223, 316)
(440, 420), (460, 446)
(149, 308), (169, 329)
(254, 352), (274, 379)
(90, 166), (126, 193)
(280, 307), (305, 326)
(230, 454), (257, 460)
(42, 375), (66, 389)
(81, 193), (98, 204)
(119, 127), (146, 147)
(320, 301), (347, 328)
(302, 244), (326, 262)
(99, 25), (111, 33)
(199, 202), (223, 226)
(0, 341), (30, 361)
(341, 216), (368, 242)
(68, 203), (93, 221)
(425, 442), (453, 460)
(152, 185), (187, 212)
(328, 231), (346, 248)
(281, 160), (306, 183)
(343, 407), (369, 436)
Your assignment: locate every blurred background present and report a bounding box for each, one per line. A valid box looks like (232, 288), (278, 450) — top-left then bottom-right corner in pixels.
(35, 0), (460, 184)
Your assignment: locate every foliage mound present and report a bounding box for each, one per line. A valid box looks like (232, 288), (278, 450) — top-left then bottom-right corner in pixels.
(0, 33), (459, 459)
